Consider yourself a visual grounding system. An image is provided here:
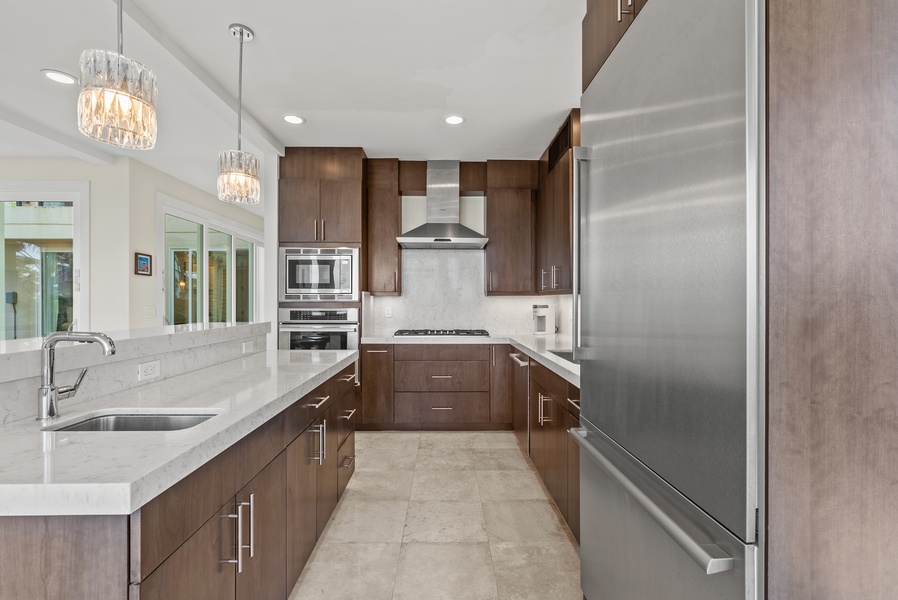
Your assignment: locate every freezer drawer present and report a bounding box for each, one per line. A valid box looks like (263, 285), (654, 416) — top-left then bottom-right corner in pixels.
(574, 427), (756, 600)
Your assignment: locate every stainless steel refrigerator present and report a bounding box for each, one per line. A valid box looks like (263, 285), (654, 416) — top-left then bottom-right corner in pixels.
(570, 0), (763, 598)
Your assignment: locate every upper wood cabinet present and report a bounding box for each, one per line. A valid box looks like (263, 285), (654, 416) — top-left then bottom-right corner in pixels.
(486, 161), (538, 295)
(582, 0), (649, 92)
(367, 159), (401, 295)
(537, 111), (579, 295)
(279, 148), (366, 244)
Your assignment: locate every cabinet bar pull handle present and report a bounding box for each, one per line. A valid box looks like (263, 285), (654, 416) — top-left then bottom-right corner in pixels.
(393, 271), (398, 291)
(540, 269), (547, 290)
(245, 493), (255, 558)
(342, 455), (356, 468)
(489, 272), (493, 292)
(322, 419), (327, 460)
(339, 374), (355, 382)
(567, 398), (581, 410)
(510, 353), (528, 368)
(314, 219), (318, 241)
(367, 350), (389, 353)
(492, 346), (495, 367)
(431, 375), (453, 379)
(618, 0), (633, 21)
(312, 423), (325, 466)
(541, 393), (552, 424)
(341, 408), (357, 420)
(306, 395), (330, 409)
(222, 506), (243, 572)
(538, 393), (544, 425)
(321, 220), (326, 240)
(431, 406), (453, 410)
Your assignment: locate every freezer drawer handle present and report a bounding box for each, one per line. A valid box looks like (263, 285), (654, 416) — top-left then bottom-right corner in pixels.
(569, 428), (735, 575)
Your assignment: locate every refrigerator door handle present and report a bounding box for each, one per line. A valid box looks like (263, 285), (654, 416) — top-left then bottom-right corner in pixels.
(570, 428), (735, 575)
(572, 146), (589, 360)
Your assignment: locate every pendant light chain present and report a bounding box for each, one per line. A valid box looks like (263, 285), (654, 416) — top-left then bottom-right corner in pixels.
(237, 30), (243, 152)
(117, 0), (123, 55)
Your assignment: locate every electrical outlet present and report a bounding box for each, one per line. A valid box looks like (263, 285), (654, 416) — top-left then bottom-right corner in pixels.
(385, 306), (393, 318)
(138, 360), (161, 381)
(140, 306), (155, 319)
(243, 341), (255, 354)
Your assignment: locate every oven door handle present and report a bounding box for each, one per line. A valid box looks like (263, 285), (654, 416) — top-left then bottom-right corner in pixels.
(279, 324), (358, 332)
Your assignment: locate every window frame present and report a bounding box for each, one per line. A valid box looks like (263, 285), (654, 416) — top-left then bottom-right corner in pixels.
(155, 192), (263, 326)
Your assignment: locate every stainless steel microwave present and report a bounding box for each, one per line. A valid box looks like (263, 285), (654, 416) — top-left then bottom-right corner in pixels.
(279, 247), (359, 302)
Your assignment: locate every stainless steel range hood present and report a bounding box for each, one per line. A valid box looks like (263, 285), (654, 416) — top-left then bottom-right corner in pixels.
(396, 161), (488, 249)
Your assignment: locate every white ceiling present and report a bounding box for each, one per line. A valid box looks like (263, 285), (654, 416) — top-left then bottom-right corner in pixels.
(0, 0), (583, 212)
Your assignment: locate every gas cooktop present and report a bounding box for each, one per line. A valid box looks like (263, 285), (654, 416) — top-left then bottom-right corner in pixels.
(394, 329), (490, 337)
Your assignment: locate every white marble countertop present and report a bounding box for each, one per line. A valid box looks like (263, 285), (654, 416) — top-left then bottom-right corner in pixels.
(361, 332), (579, 387)
(0, 349), (357, 517)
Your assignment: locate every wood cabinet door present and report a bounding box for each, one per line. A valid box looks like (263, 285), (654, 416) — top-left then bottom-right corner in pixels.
(367, 187), (401, 294)
(564, 410), (581, 544)
(279, 179), (320, 243)
(537, 177), (555, 293)
(394, 360), (490, 392)
(361, 345), (394, 424)
(582, 0), (634, 91)
(485, 189), (535, 294)
(319, 180), (363, 243)
(544, 398), (569, 522)
(236, 453), (286, 600)
(316, 412), (339, 537)
(511, 353), (530, 453)
(286, 426), (319, 589)
(529, 382), (548, 479)
(137, 502), (237, 600)
(489, 345), (512, 423)
(552, 150), (573, 293)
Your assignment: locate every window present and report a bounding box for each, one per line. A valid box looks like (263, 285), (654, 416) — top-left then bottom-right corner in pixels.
(157, 194), (261, 327)
(0, 182), (89, 340)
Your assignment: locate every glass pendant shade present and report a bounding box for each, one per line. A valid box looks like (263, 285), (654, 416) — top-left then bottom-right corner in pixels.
(77, 49), (157, 150)
(217, 150), (260, 204)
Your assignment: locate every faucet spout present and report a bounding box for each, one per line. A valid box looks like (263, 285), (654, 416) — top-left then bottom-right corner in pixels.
(38, 331), (117, 422)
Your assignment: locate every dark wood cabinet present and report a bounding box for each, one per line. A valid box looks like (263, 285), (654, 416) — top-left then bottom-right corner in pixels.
(137, 502), (237, 600)
(286, 425), (318, 590)
(539, 150), (573, 294)
(489, 345), (512, 423)
(236, 453), (286, 600)
(582, 0), (635, 92)
(485, 161), (538, 295)
(315, 412), (339, 538)
(337, 431), (356, 498)
(564, 409), (581, 544)
(394, 360), (489, 392)
(510, 352), (530, 453)
(278, 148), (366, 244)
(529, 381), (549, 480)
(361, 344), (393, 424)
(367, 159), (401, 295)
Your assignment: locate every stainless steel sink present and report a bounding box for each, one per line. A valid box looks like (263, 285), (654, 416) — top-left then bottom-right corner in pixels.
(548, 349), (580, 365)
(55, 413), (215, 432)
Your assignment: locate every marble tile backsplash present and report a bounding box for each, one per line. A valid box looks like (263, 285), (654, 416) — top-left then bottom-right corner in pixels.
(0, 323), (269, 424)
(369, 250), (560, 334)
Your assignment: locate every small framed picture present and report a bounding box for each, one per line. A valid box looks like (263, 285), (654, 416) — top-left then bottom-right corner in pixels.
(134, 252), (152, 276)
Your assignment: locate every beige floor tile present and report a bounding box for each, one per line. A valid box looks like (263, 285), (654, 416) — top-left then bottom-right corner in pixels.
(355, 447), (418, 471)
(289, 542), (400, 600)
(342, 470), (414, 501)
(392, 543), (499, 600)
(411, 469), (481, 501)
(353, 432), (371, 451)
(469, 431), (520, 449)
(361, 431), (421, 449)
(482, 500), (570, 543)
(403, 500), (488, 543)
(415, 447), (476, 470)
(418, 431), (477, 449)
(476, 470), (546, 500)
(490, 542), (582, 600)
(324, 499), (409, 543)
(472, 448), (530, 471)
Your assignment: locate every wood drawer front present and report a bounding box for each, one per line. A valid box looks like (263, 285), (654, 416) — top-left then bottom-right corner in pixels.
(393, 344), (489, 361)
(334, 387), (357, 449)
(530, 360), (568, 402)
(234, 411), (286, 493)
(337, 431), (356, 498)
(395, 393), (491, 423)
(394, 361), (489, 392)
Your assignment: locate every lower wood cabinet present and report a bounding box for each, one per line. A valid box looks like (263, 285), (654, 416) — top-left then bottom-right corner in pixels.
(286, 423), (319, 590)
(361, 345), (394, 424)
(510, 351), (530, 453)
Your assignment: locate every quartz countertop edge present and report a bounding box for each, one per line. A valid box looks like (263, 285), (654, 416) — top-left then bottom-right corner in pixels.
(0, 349), (357, 517)
(361, 332), (579, 387)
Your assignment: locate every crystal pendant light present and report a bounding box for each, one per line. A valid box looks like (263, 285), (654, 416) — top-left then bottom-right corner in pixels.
(77, 0), (157, 150)
(217, 24), (260, 205)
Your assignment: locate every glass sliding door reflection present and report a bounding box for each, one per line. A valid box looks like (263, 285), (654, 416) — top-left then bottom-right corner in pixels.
(165, 215), (203, 325)
(235, 239), (253, 322)
(208, 230), (232, 323)
(1, 201), (74, 340)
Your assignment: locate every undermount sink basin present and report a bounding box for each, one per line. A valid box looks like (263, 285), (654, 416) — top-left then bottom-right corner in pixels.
(53, 412), (216, 432)
(548, 349), (580, 365)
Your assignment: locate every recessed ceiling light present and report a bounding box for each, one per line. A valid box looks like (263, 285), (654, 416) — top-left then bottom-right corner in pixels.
(41, 69), (78, 85)
(284, 115), (305, 125)
(445, 115), (465, 125)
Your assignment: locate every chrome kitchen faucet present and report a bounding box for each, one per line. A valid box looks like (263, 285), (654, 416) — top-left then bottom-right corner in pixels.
(37, 331), (116, 422)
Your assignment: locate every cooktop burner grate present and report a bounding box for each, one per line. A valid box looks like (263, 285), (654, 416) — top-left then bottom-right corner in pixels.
(394, 329), (490, 337)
